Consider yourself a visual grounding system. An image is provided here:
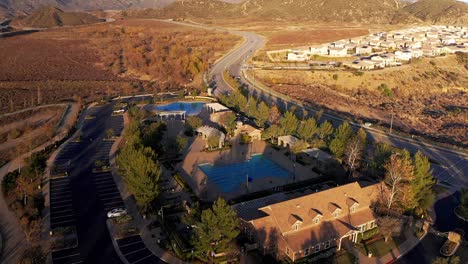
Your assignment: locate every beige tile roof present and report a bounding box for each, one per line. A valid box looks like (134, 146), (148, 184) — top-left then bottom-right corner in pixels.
(248, 182), (380, 252)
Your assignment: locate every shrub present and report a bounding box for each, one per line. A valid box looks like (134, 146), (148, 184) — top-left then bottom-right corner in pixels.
(2, 171), (19, 194)
(377, 83), (393, 97)
(354, 71), (364, 76)
(332, 74), (339, 80)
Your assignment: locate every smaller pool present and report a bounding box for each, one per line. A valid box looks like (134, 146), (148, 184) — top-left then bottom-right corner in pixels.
(199, 154), (289, 193)
(154, 102), (205, 116)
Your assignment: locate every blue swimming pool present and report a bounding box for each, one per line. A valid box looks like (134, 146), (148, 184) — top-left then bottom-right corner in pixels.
(198, 154), (289, 193)
(154, 102), (205, 115)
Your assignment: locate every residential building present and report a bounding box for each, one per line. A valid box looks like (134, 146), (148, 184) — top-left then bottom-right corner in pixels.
(236, 122), (262, 141)
(308, 45), (329, 56)
(287, 51), (308, 61)
(328, 47), (348, 57)
(356, 45), (372, 55)
(233, 182), (380, 262)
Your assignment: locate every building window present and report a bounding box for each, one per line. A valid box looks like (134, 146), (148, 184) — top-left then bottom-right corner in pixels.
(286, 247), (290, 256)
(369, 221), (375, 229)
(294, 224), (299, 231)
(314, 218), (320, 224)
(324, 241), (331, 249)
(304, 247), (310, 256)
(314, 244), (321, 253)
(333, 212), (338, 218)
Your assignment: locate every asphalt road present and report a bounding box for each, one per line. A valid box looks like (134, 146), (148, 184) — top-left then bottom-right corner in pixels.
(185, 21), (468, 189)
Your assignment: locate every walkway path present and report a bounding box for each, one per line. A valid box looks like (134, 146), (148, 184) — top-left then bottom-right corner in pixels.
(347, 228), (422, 264)
(0, 102), (79, 264)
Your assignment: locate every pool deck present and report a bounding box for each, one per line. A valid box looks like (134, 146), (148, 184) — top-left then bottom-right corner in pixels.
(178, 136), (321, 201)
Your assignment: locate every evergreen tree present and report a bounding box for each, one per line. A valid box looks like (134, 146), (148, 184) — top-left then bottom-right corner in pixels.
(256, 101), (270, 127)
(279, 111), (299, 135)
(117, 145), (161, 209)
(329, 121), (353, 158)
(297, 118), (317, 142)
(220, 112), (237, 135)
(192, 198), (239, 258)
(317, 120), (334, 142)
(412, 151), (436, 212)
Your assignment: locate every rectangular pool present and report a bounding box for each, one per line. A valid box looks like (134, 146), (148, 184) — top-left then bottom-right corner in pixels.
(154, 101), (205, 115)
(198, 154), (289, 193)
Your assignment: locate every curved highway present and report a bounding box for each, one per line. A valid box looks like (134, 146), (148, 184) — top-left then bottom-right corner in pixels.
(164, 19), (468, 188)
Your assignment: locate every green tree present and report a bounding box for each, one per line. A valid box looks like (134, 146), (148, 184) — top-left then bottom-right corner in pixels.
(117, 145), (161, 210)
(297, 118), (317, 142)
(412, 151), (436, 213)
(263, 124), (282, 142)
(279, 111), (298, 135)
(220, 112), (237, 135)
(192, 198), (239, 258)
(142, 121), (166, 151)
(246, 96), (258, 117)
(432, 256), (460, 264)
(176, 136), (189, 154)
(185, 116), (203, 135)
(255, 101), (270, 127)
(317, 121), (334, 142)
(329, 121), (353, 158)
(207, 134), (221, 149)
(106, 128), (115, 139)
(290, 140), (309, 154)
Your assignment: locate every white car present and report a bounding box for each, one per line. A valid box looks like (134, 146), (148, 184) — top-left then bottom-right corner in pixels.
(107, 208), (127, 218)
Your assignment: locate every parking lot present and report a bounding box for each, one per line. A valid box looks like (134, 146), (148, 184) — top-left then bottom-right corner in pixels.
(108, 115), (124, 137)
(92, 140), (114, 166)
(51, 247), (83, 264)
(51, 142), (84, 176)
(49, 177), (75, 229)
(116, 235), (165, 264)
(93, 172), (125, 212)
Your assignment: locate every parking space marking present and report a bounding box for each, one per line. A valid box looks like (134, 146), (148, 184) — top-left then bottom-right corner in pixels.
(98, 190), (120, 196)
(133, 254), (154, 264)
(96, 186), (119, 192)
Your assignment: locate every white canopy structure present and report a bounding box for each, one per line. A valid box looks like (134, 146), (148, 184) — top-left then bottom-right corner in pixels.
(278, 135), (299, 148)
(302, 148), (333, 161)
(196, 126), (226, 148)
(204, 103), (229, 113)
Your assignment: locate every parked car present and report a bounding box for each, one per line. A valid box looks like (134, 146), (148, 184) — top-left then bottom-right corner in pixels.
(107, 208), (127, 218)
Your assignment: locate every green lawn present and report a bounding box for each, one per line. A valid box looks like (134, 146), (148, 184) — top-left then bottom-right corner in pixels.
(357, 236), (404, 258)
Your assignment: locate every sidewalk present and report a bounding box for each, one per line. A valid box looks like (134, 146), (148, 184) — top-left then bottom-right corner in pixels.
(347, 227), (423, 264)
(107, 112), (188, 264)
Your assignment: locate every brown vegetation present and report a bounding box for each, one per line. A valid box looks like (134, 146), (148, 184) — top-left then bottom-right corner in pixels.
(254, 55), (468, 146)
(0, 19), (240, 114)
(0, 105), (66, 166)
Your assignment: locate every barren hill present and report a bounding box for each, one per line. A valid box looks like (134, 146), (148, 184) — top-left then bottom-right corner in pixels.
(11, 6), (102, 28)
(403, 0), (468, 25)
(133, 0), (423, 24)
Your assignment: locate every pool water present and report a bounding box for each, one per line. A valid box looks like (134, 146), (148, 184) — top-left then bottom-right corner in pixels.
(154, 102), (205, 115)
(199, 154), (289, 193)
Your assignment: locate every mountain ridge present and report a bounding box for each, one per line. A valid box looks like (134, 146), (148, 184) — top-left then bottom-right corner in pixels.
(1, 0), (467, 25)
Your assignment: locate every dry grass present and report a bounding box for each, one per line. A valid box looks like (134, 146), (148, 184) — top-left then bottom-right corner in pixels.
(254, 55), (468, 146)
(0, 105), (66, 166)
(0, 19), (241, 114)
